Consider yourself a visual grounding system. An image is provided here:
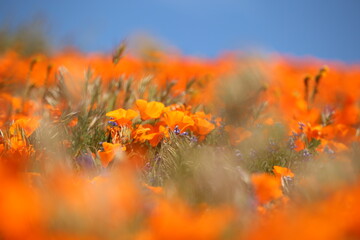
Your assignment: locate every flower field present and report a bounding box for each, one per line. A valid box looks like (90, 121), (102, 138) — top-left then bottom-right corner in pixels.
(1, 46), (360, 239)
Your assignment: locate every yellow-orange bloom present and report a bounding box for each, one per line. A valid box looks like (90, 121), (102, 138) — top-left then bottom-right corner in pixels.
(106, 108), (138, 125)
(163, 110), (194, 132)
(133, 123), (168, 147)
(192, 117), (215, 136)
(136, 99), (165, 120)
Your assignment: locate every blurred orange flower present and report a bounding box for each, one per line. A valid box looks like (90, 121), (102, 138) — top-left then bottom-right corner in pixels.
(251, 173), (283, 204)
(273, 166), (294, 179)
(225, 125), (252, 145)
(9, 117), (40, 137)
(98, 142), (126, 167)
(138, 200), (233, 240)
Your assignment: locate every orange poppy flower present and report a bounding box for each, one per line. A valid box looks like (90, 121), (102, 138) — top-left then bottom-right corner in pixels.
(192, 117), (215, 136)
(133, 123), (168, 147)
(163, 110), (194, 132)
(273, 166), (295, 178)
(136, 99), (165, 120)
(0, 175), (44, 239)
(9, 137), (27, 150)
(98, 142), (126, 167)
(141, 200), (233, 240)
(251, 173), (283, 204)
(163, 111), (184, 128)
(106, 108), (138, 125)
(9, 117), (40, 138)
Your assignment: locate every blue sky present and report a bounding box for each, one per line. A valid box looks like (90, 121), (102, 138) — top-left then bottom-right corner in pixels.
(1, 0), (360, 62)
